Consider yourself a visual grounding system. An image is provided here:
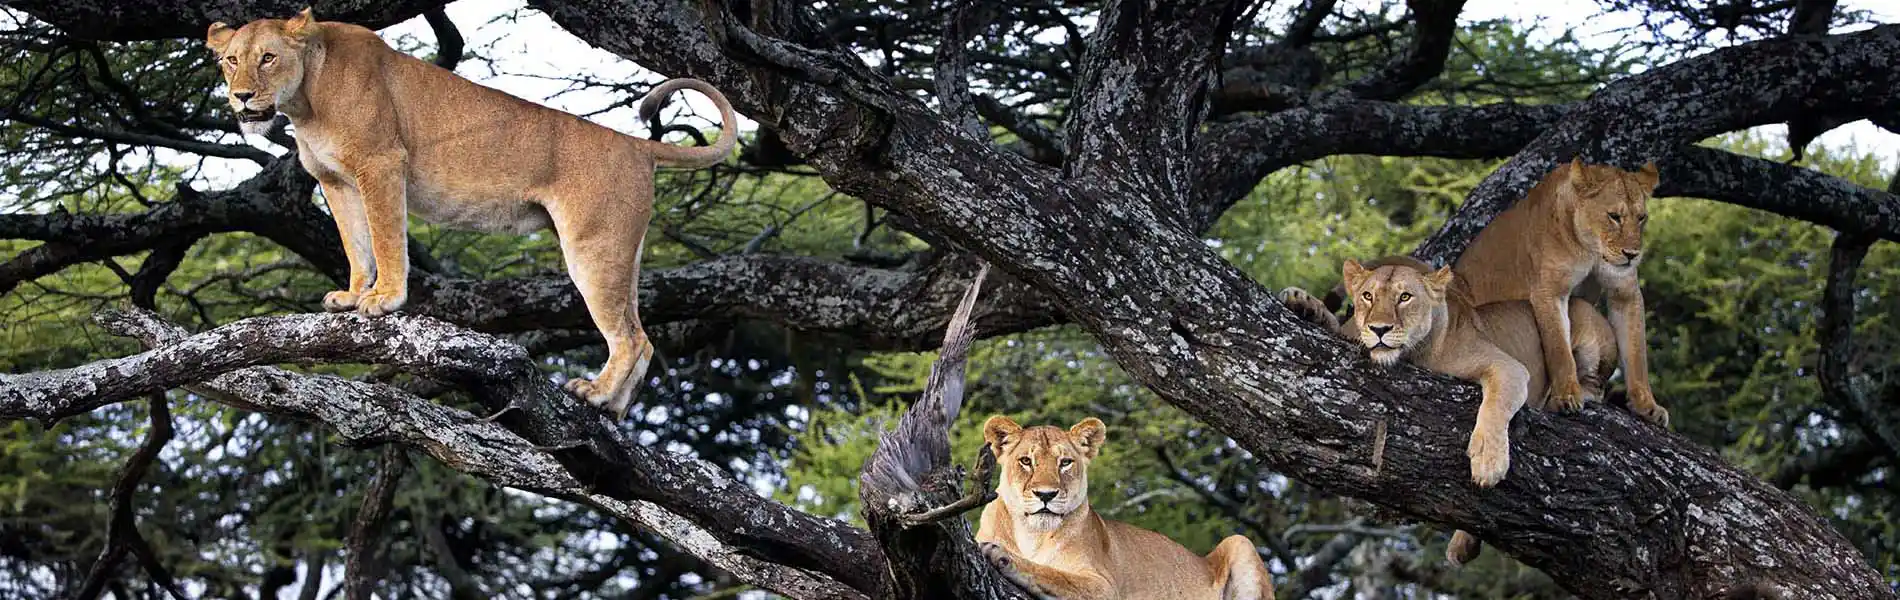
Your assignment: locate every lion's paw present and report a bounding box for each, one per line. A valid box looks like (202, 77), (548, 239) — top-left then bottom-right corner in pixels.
(1467, 427), (1511, 488)
(1628, 390), (1670, 428)
(322, 290), (361, 312)
(353, 287), (407, 317)
(1546, 378), (1584, 414)
(1278, 287), (1338, 329)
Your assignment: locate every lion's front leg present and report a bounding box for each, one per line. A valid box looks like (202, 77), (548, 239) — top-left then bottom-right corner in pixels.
(313, 174), (375, 313)
(1456, 352), (1530, 488)
(343, 152), (411, 317)
(980, 542), (1113, 600)
(1277, 287), (1342, 335)
(1529, 288), (1583, 413)
(1606, 280), (1668, 427)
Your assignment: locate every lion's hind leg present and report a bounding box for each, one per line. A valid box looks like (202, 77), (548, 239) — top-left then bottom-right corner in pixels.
(1207, 535), (1274, 600)
(1566, 297), (1618, 404)
(545, 188), (656, 420)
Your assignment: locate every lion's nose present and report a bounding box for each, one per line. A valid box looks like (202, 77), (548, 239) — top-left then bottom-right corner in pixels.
(233, 91), (255, 102)
(1622, 249), (1641, 260)
(1033, 490), (1058, 504)
(1368, 325), (1393, 337)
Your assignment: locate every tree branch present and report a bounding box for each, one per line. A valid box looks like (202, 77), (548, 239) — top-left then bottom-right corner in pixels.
(1341, 0), (1468, 101)
(1417, 24), (1900, 263)
(71, 394), (185, 600)
(4, 308), (867, 600)
(423, 8), (464, 71)
(342, 447), (408, 600)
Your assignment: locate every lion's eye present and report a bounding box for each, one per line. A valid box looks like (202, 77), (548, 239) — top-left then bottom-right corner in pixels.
(1018, 457), (1032, 468)
(1637, 214), (1648, 224)
(260, 53), (276, 65)
(1398, 292), (1412, 302)
(1361, 291), (1373, 302)
(224, 55), (237, 64)
(1608, 212), (1623, 223)
(1059, 458), (1074, 469)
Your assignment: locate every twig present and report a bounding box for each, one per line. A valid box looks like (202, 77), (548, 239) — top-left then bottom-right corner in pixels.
(72, 393), (186, 600)
(343, 446), (409, 600)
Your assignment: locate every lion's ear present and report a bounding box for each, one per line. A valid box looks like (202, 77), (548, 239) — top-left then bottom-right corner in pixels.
(1069, 418), (1106, 458)
(206, 22), (236, 52)
(1341, 259), (1369, 291)
(1636, 162), (1661, 191)
(1425, 266), (1454, 295)
(284, 6), (315, 38)
(983, 415), (1022, 451)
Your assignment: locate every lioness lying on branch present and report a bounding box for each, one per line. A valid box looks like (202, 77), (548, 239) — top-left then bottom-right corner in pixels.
(976, 415), (1275, 600)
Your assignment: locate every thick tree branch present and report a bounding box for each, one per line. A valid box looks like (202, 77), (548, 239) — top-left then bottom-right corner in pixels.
(1815, 229), (1900, 463)
(423, 8), (464, 71)
(933, 0), (987, 140)
(1, 308), (867, 600)
(1064, 0), (1247, 217)
(1417, 24), (1900, 263)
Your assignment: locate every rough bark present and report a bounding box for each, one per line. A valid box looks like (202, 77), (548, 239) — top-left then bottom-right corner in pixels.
(4, 0), (1899, 597)
(0, 308), (866, 600)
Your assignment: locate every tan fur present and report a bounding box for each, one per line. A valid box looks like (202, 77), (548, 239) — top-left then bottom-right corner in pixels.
(1453, 158), (1668, 427)
(975, 416), (1274, 600)
(1279, 256), (1618, 567)
(206, 9), (737, 419)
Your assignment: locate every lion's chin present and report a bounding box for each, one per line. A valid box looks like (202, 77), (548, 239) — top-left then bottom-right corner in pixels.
(1020, 512), (1064, 532)
(1368, 346), (1404, 367)
(236, 108), (278, 136)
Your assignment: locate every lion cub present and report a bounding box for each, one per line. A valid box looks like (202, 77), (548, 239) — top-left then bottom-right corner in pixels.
(976, 416), (1274, 600)
(205, 9), (738, 419)
(1454, 158), (1668, 426)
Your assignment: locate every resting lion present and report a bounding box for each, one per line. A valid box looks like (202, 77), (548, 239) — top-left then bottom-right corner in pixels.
(976, 416), (1275, 600)
(1454, 158), (1668, 426)
(205, 8), (737, 419)
(1279, 256), (1618, 566)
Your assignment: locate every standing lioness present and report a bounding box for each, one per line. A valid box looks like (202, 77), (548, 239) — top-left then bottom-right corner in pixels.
(205, 8), (737, 418)
(1454, 159), (1668, 426)
(976, 416), (1274, 600)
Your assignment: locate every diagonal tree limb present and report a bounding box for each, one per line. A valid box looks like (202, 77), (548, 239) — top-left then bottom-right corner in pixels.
(1416, 24), (1900, 264)
(423, 8), (464, 71)
(342, 446), (409, 600)
(23, 308), (868, 600)
(71, 393), (185, 600)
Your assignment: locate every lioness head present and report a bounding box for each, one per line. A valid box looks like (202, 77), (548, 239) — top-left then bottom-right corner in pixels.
(983, 415), (1106, 533)
(205, 7), (317, 135)
(1557, 158), (1659, 269)
(1341, 257), (1453, 366)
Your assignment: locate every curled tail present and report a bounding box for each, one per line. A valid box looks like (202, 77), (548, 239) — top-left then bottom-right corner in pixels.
(638, 78), (738, 169)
